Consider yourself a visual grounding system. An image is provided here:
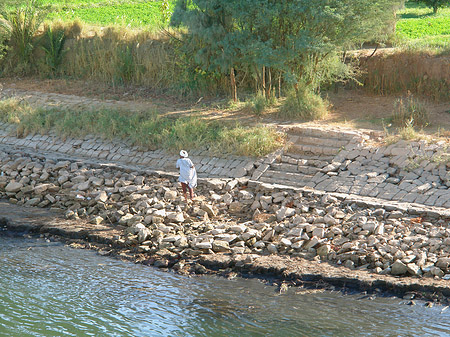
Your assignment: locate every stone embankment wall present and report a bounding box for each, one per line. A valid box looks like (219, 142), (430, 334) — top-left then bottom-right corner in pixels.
(257, 128), (450, 211)
(0, 121), (254, 179)
(0, 88), (256, 178)
(3, 87), (450, 212)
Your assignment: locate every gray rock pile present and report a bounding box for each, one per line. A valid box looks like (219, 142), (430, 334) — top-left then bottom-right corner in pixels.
(1, 149), (450, 280)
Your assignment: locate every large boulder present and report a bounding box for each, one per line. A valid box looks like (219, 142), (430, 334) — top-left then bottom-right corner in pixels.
(391, 260), (408, 275)
(5, 181), (23, 193)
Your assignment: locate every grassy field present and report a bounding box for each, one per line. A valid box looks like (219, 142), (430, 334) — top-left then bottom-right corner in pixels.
(3, 0), (174, 29)
(3, 1), (450, 47)
(396, 1), (450, 49)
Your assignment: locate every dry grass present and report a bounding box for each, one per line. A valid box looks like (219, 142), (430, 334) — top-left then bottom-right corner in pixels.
(0, 98), (285, 157)
(363, 50), (450, 102)
(58, 24), (180, 90)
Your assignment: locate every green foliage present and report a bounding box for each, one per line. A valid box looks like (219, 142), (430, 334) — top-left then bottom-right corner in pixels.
(115, 45), (135, 84)
(392, 95), (429, 128)
(419, 0), (450, 13)
(279, 87), (328, 121)
(0, 99), (284, 156)
(0, 0), (45, 73)
(395, 0), (450, 47)
(246, 92), (276, 116)
(216, 125), (285, 157)
(396, 15), (450, 39)
(161, 0), (172, 24)
(44, 0), (174, 29)
(171, 0), (404, 100)
(40, 25), (66, 75)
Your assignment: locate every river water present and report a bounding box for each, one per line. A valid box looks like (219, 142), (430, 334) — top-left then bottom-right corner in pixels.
(1, 234), (450, 337)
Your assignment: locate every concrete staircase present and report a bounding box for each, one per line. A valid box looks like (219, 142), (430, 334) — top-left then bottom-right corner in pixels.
(256, 126), (366, 187)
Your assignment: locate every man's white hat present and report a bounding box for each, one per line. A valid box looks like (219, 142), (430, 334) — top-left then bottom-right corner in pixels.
(180, 150), (188, 158)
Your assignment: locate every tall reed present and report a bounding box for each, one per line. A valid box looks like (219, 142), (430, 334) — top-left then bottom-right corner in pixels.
(363, 50), (450, 101)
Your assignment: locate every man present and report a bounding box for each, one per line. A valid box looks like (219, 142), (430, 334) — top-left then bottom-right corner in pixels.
(176, 150), (197, 202)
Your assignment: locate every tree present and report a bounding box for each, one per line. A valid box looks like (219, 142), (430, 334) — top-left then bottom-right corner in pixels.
(420, 0), (450, 13)
(171, 0), (404, 101)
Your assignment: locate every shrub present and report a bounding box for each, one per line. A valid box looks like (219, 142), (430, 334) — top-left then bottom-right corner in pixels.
(115, 45), (136, 84)
(0, 0), (45, 73)
(392, 95), (429, 128)
(244, 92), (277, 115)
(278, 87), (328, 121)
(216, 125), (285, 157)
(399, 124), (420, 140)
(40, 25), (66, 76)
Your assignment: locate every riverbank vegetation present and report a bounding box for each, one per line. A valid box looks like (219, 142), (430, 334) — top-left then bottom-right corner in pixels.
(0, 1), (450, 130)
(0, 98), (284, 156)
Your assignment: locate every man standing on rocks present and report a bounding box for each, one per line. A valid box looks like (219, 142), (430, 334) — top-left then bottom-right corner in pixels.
(176, 150), (197, 202)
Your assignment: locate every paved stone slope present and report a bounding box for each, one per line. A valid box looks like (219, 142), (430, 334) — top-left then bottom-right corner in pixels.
(255, 125), (450, 209)
(0, 121), (254, 179)
(2, 86), (450, 210)
(255, 126), (367, 187)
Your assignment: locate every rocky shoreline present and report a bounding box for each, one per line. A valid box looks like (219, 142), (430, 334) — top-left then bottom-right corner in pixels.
(1, 148), (450, 304)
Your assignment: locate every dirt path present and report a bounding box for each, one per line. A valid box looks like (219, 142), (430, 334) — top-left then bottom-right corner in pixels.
(3, 77), (450, 136)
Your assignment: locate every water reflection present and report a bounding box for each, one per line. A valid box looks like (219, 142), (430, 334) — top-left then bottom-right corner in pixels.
(1, 234), (450, 337)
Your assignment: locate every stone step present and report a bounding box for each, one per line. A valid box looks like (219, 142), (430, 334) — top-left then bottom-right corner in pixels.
(262, 169), (313, 183)
(287, 143), (341, 156)
(286, 126), (363, 142)
(259, 176), (309, 188)
(288, 134), (349, 148)
(270, 163), (321, 175)
(282, 152), (335, 163)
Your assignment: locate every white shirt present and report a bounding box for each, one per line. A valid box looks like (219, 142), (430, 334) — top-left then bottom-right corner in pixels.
(176, 157), (197, 188)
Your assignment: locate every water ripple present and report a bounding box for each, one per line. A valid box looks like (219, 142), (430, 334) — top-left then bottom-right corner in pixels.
(1, 235), (450, 337)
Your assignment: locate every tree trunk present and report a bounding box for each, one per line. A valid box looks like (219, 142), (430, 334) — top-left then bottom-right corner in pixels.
(266, 67), (272, 99)
(262, 66), (266, 98)
(230, 67), (237, 102)
(278, 73), (281, 98)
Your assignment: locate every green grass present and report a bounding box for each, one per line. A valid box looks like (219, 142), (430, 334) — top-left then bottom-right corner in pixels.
(0, 99), (285, 157)
(3, 0), (175, 29)
(5, 1), (450, 49)
(396, 1), (450, 49)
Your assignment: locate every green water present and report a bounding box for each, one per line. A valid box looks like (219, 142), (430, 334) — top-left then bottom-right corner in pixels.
(1, 234), (450, 337)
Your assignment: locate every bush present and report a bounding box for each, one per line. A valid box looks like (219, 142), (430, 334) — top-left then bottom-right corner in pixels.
(244, 92), (277, 115)
(278, 87), (328, 120)
(40, 25), (66, 76)
(399, 124), (420, 140)
(216, 125), (285, 157)
(392, 95), (429, 128)
(0, 0), (45, 73)
(115, 45), (136, 84)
